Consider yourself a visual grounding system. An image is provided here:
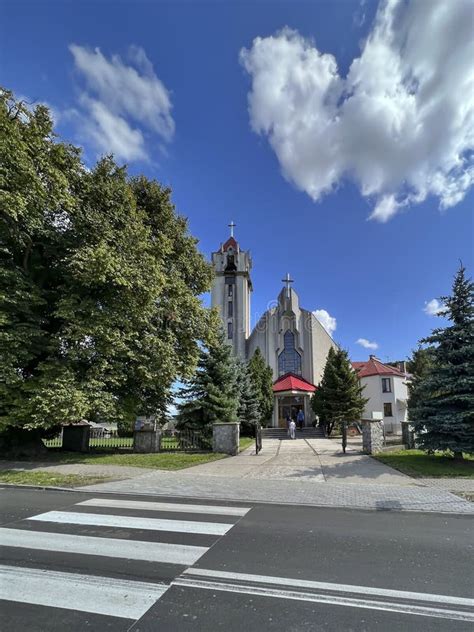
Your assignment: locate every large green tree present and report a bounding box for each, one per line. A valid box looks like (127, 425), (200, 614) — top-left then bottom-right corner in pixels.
(177, 327), (239, 430)
(248, 347), (274, 426)
(0, 89), (213, 449)
(409, 265), (474, 457)
(312, 347), (367, 436)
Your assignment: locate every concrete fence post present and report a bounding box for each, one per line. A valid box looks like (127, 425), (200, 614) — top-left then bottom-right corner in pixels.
(133, 428), (162, 453)
(362, 420), (384, 455)
(213, 422), (240, 456)
(62, 422), (91, 452)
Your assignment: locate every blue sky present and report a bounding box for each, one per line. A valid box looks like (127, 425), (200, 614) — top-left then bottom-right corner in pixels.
(2, 0), (473, 362)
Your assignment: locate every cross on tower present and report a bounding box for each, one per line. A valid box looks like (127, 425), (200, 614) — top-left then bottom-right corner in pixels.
(282, 272), (294, 297)
(228, 221), (236, 238)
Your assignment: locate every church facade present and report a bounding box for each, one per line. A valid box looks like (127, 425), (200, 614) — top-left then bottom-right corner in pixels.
(211, 227), (337, 427)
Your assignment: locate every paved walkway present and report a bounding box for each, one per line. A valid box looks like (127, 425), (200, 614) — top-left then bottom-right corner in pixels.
(79, 438), (474, 514)
(180, 437), (419, 486)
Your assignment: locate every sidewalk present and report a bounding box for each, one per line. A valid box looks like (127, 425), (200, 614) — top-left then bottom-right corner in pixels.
(79, 438), (474, 514)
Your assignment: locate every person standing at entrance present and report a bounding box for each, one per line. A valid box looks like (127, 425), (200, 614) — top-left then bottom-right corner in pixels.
(289, 419), (296, 440)
(297, 409), (305, 431)
(286, 414), (292, 438)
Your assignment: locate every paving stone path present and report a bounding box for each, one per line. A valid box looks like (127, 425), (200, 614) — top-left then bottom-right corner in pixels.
(79, 437), (474, 515)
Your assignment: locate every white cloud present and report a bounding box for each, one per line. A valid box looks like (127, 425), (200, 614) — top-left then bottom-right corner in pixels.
(313, 309), (337, 336)
(356, 338), (379, 350)
(423, 298), (444, 316)
(240, 0), (474, 221)
(69, 44), (174, 161)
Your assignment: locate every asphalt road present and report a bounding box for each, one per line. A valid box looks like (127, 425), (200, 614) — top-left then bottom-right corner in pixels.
(0, 486), (472, 631)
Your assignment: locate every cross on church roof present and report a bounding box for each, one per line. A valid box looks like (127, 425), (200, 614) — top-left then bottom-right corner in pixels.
(228, 221), (236, 237)
(282, 272), (294, 297)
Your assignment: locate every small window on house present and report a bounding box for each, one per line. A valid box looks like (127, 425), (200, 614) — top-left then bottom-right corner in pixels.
(383, 402), (393, 417)
(382, 378), (392, 393)
(227, 322), (233, 339)
(228, 301), (233, 317)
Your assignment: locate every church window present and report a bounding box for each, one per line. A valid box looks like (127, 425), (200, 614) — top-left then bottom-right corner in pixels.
(278, 330), (302, 376)
(228, 284), (233, 297)
(228, 301), (233, 317)
(227, 322), (233, 339)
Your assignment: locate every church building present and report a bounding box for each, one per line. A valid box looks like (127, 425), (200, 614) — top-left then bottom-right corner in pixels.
(211, 225), (337, 427)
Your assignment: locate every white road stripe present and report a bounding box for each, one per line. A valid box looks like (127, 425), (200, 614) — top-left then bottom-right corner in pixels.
(77, 498), (250, 517)
(0, 564), (167, 620)
(184, 568), (474, 608)
(174, 578), (474, 622)
(28, 510), (233, 535)
(0, 527), (207, 565)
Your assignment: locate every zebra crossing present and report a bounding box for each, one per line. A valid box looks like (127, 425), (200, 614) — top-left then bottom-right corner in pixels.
(0, 494), (251, 630)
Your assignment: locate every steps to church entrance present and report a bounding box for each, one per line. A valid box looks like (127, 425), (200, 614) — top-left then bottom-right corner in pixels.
(262, 427), (325, 439)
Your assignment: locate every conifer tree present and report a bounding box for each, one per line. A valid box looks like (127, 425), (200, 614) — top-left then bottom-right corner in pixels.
(407, 346), (435, 415)
(248, 348), (274, 426)
(177, 329), (239, 430)
(410, 265), (474, 457)
(236, 359), (260, 435)
(312, 347), (367, 436)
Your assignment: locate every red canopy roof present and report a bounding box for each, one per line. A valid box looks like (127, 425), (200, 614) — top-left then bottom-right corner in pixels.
(273, 373), (317, 393)
(351, 357), (405, 378)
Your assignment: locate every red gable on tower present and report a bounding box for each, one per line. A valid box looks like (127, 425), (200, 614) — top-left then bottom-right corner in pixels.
(221, 236), (239, 252)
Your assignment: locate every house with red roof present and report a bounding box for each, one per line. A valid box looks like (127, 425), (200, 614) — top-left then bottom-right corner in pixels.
(351, 356), (410, 434)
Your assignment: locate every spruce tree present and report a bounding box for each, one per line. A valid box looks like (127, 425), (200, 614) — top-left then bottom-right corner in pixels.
(407, 346), (435, 415)
(312, 347), (367, 436)
(177, 330), (239, 430)
(248, 348), (274, 426)
(236, 359), (260, 435)
(410, 265), (474, 457)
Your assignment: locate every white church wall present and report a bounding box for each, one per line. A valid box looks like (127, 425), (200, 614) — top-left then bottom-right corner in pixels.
(309, 312), (337, 385)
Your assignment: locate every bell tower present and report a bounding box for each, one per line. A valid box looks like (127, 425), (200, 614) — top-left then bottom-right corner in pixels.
(211, 222), (252, 359)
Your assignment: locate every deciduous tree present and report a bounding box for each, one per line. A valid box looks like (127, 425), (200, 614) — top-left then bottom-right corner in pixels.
(0, 89), (213, 451)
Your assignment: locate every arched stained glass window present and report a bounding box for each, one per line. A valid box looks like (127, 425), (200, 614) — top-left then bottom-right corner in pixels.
(278, 330), (302, 375)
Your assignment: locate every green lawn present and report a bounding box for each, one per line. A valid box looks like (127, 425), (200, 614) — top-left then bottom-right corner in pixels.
(375, 450), (474, 478)
(239, 436), (254, 451)
(2, 450), (227, 470)
(0, 470), (110, 487)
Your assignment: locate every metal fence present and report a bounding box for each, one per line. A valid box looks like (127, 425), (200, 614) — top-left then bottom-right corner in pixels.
(160, 428), (211, 452)
(43, 427), (211, 452)
(43, 429), (133, 451)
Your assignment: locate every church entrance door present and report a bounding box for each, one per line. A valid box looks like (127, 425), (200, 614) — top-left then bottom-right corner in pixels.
(277, 395), (305, 428)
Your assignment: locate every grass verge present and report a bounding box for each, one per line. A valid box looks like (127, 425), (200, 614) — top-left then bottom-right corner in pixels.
(0, 470), (110, 487)
(375, 449), (474, 478)
(239, 437), (254, 452)
(1, 450), (227, 470)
